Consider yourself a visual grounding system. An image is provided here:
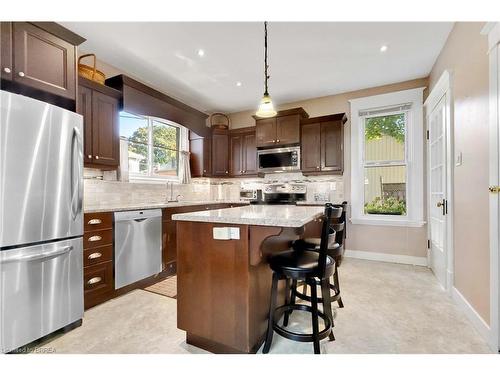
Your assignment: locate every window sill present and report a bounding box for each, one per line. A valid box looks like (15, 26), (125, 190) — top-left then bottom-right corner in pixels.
(128, 176), (180, 184)
(350, 217), (426, 228)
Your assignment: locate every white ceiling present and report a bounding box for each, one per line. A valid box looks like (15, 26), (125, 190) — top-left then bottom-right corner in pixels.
(62, 22), (453, 114)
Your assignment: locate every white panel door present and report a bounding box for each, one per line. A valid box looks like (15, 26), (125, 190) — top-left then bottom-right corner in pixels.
(428, 95), (448, 289)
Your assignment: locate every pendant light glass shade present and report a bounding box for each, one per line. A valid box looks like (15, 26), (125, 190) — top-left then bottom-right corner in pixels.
(256, 93), (277, 118)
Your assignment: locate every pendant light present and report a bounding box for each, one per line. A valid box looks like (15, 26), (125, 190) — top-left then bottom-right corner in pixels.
(255, 21), (277, 118)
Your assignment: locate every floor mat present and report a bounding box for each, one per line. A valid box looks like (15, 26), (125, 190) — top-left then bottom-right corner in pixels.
(144, 276), (177, 299)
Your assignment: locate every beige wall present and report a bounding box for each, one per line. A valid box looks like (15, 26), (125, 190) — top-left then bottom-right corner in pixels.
(229, 78), (429, 259)
(429, 22), (490, 323)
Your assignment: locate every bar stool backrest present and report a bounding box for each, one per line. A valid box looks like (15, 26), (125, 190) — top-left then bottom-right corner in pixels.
(318, 204), (343, 277)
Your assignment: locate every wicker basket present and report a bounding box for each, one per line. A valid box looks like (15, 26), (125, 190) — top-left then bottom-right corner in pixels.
(78, 54), (106, 84)
(209, 112), (230, 129)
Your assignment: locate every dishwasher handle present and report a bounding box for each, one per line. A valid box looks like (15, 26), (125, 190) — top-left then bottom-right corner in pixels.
(114, 209), (162, 222)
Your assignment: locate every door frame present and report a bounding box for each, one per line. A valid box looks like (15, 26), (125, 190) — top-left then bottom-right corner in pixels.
(483, 22), (500, 352)
(424, 70), (454, 293)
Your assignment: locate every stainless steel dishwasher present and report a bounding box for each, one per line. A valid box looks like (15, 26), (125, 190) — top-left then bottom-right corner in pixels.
(114, 209), (162, 289)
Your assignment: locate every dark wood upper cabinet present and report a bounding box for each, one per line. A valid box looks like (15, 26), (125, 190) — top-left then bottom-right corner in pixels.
(301, 122), (321, 172)
(321, 120), (343, 172)
(78, 85), (93, 160)
(230, 134), (243, 176)
(1, 23), (12, 81)
(1, 22), (84, 110)
(255, 118), (277, 148)
(276, 114), (300, 145)
(92, 91), (120, 166)
(242, 132), (257, 175)
(300, 113), (347, 175)
(13, 22), (76, 99)
(77, 77), (121, 169)
(189, 132), (211, 177)
(254, 108), (308, 148)
(211, 128), (230, 176)
(229, 128), (257, 177)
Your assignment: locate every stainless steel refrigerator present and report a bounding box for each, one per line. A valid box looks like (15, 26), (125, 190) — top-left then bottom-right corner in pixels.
(0, 90), (84, 353)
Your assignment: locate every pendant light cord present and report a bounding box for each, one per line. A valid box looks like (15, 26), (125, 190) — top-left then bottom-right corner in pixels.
(264, 21), (269, 95)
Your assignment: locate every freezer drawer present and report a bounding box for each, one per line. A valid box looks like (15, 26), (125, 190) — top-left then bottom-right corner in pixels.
(0, 237), (83, 353)
(114, 209), (162, 289)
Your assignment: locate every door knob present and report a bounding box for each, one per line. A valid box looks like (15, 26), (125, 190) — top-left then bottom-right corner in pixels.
(3, 67), (11, 73)
(18, 71), (25, 77)
(489, 186), (500, 193)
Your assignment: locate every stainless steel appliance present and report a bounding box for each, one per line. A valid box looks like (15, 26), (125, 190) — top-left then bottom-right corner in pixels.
(252, 183), (307, 205)
(0, 90), (84, 353)
(114, 209), (162, 289)
(239, 189), (258, 201)
(257, 146), (301, 173)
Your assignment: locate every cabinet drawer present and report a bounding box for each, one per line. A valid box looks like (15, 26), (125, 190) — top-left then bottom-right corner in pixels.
(84, 229), (113, 249)
(83, 245), (113, 267)
(84, 212), (113, 231)
(84, 261), (113, 295)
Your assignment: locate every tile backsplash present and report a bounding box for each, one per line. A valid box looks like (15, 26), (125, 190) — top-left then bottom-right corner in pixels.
(84, 169), (344, 208)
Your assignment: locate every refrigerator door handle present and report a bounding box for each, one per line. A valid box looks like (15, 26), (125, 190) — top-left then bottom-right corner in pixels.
(0, 245), (73, 264)
(71, 127), (83, 220)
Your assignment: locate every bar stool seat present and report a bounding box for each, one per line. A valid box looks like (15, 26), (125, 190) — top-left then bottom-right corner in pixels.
(269, 249), (335, 279)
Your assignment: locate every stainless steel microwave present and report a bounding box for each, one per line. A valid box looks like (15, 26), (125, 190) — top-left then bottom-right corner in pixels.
(257, 146), (301, 173)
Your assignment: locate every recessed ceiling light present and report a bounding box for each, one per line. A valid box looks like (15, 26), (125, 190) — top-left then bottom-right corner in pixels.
(380, 45), (388, 52)
(197, 49), (205, 57)
(236, 81), (242, 87)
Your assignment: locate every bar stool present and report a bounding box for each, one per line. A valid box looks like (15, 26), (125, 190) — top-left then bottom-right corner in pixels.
(262, 204), (342, 354)
(292, 202), (347, 309)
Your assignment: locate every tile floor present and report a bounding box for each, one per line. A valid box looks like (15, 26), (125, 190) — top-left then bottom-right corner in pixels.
(35, 258), (492, 354)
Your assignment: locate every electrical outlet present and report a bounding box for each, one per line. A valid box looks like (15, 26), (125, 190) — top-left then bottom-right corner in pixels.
(455, 151), (463, 167)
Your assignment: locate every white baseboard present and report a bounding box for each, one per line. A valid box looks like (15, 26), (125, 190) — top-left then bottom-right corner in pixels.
(344, 249), (428, 266)
(451, 287), (494, 351)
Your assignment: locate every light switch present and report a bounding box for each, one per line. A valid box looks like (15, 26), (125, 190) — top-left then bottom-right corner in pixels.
(229, 227), (240, 240)
(213, 227), (231, 240)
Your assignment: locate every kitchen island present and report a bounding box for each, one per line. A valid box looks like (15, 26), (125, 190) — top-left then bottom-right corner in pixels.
(172, 205), (324, 354)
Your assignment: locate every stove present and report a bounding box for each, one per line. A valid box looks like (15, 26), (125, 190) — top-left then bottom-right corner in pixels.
(251, 183), (307, 205)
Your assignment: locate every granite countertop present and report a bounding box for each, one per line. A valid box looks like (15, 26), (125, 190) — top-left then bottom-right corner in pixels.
(84, 200), (250, 213)
(172, 204), (324, 228)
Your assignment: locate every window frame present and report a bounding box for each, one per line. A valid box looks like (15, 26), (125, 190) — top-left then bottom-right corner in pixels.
(119, 112), (189, 183)
(350, 88), (425, 227)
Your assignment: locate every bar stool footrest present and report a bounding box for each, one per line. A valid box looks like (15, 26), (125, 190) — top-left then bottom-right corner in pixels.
(272, 304), (332, 343)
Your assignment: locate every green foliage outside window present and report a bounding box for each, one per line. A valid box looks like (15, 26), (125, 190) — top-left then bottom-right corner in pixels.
(128, 124), (178, 166)
(365, 113), (405, 143)
(364, 197), (406, 215)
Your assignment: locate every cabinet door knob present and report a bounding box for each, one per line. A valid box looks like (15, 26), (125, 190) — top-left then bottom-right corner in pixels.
(87, 218), (102, 225)
(226, 171), (228, 173)
(87, 277), (102, 285)
(203, 169), (207, 173)
(88, 155), (92, 159)
(272, 140), (276, 143)
(317, 166), (320, 169)
(88, 235), (102, 242)
(3, 67), (11, 73)
(95, 155), (99, 160)
(276, 139), (280, 143)
(18, 71), (25, 77)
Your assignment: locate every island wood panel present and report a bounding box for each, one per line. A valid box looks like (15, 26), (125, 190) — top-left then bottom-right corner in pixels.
(177, 221), (249, 352)
(176, 221), (303, 353)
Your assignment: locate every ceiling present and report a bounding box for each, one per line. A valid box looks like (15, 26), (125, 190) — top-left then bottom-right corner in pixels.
(62, 22), (453, 114)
